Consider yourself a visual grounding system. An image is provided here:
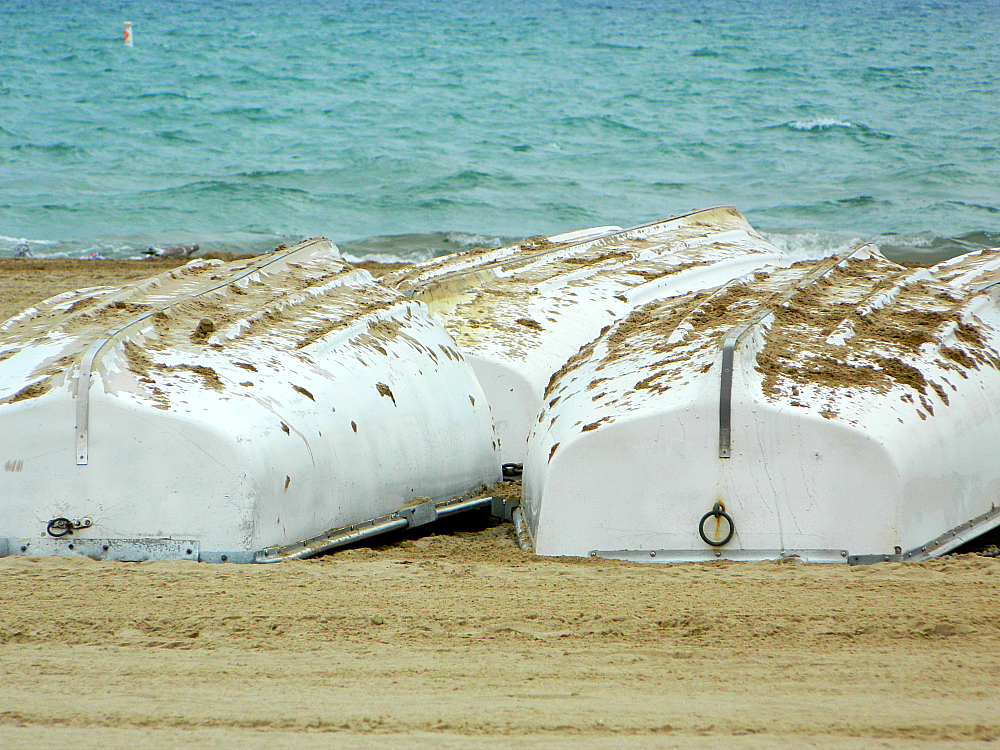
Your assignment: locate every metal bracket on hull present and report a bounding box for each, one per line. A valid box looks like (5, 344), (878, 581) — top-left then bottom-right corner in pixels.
(971, 278), (1000, 298)
(0, 496), (515, 564)
(75, 338), (102, 464)
(717, 243), (873, 458)
(1, 537), (199, 562)
(398, 500), (439, 527)
(398, 207), (737, 300)
(718, 328), (739, 458)
(254, 494), (509, 563)
(512, 506), (533, 551)
(591, 548), (850, 564)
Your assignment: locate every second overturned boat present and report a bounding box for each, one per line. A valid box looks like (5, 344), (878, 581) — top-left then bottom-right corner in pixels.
(522, 243), (1000, 563)
(386, 207), (788, 463)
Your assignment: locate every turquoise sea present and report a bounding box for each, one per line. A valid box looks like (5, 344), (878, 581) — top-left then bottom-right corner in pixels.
(1, 0), (997, 262)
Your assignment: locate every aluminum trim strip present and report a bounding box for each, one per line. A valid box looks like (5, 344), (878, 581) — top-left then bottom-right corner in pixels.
(72, 239), (328, 466)
(850, 503), (1000, 565)
(254, 494), (498, 563)
(592, 548), (850, 564)
(718, 326), (741, 458)
(399, 207), (735, 296)
(3, 537), (199, 562)
(717, 243), (872, 459)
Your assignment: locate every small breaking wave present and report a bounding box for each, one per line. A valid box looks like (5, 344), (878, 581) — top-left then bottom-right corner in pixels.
(747, 66), (793, 76)
(8, 142), (87, 156)
(782, 119), (892, 139)
(836, 195), (880, 207)
(558, 115), (648, 136)
(338, 231), (514, 264)
(786, 118), (858, 132)
(944, 200), (1000, 215)
(147, 180), (311, 200)
(877, 231), (1000, 263)
(135, 91), (203, 101)
(763, 227), (999, 266)
(1, 230), (294, 260)
(156, 130), (201, 143)
(1, 235), (59, 256)
(592, 41), (644, 51)
(761, 230), (865, 260)
(1, 235), (56, 245)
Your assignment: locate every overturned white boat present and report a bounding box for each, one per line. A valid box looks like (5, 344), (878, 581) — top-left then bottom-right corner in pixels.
(0, 239), (500, 562)
(522, 243), (1000, 563)
(386, 207), (788, 463)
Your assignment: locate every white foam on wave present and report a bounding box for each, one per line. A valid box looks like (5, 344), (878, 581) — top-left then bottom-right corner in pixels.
(887, 232), (937, 248)
(786, 118), (857, 131)
(762, 230), (866, 260)
(0, 235), (58, 246)
(340, 231), (512, 266)
(444, 232), (506, 249)
(340, 251), (432, 265)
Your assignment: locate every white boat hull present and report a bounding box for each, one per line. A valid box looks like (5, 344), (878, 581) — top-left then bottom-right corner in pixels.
(523, 244), (1000, 562)
(0, 240), (500, 562)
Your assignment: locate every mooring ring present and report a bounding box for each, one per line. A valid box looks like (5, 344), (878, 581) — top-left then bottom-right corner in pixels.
(698, 504), (735, 547)
(46, 517), (75, 538)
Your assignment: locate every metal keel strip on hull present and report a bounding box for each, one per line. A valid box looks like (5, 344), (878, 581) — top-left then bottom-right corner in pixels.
(74, 239), (329, 465)
(394, 207), (736, 299)
(0, 537), (200, 562)
(848, 504), (1000, 564)
(593, 548), (850, 564)
(718, 243), (872, 458)
(254, 494), (509, 563)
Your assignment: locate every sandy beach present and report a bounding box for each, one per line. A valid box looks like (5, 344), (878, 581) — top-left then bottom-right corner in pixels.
(2, 258), (999, 749)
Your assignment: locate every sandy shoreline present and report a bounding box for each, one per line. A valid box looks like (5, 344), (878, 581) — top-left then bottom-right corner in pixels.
(2, 258), (1000, 748)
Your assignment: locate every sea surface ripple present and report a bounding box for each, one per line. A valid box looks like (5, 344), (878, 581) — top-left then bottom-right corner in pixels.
(1, 0), (997, 262)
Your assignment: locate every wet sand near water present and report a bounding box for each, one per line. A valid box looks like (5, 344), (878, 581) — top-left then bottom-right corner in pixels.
(2, 258), (999, 748)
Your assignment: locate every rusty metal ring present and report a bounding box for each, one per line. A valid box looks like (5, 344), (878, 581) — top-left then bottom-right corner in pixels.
(46, 517), (75, 538)
(698, 504), (735, 547)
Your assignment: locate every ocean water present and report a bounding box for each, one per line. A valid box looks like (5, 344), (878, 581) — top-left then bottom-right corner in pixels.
(0, 0), (997, 263)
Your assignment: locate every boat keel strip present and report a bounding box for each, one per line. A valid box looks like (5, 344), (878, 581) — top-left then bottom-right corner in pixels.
(74, 239), (329, 465)
(0, 537), (201, 563)
(848, 504), (1000, 565)
(592, 548), (851, 564)
(254, 494), (516, 563)
(718, 242), (872, 458)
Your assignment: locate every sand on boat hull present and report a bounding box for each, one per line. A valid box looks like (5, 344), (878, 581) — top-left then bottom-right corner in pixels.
(385, 206), (788, 463)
